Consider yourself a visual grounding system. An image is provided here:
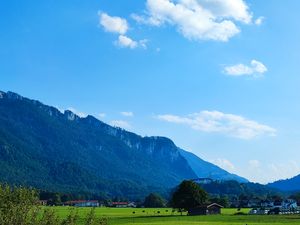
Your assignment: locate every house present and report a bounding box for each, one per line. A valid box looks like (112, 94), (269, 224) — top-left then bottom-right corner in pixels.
(282, 199), (298, 210)
(249, 199), (299, 215)
(111, 202), (129, 208)
(127, 202), (137, 208)
(109, 201), (136, 208)
(38, 200), (48, 206)
(260, 200), (274, 208)
(64, 200), (99, 207)
(188, 203), (223, 216)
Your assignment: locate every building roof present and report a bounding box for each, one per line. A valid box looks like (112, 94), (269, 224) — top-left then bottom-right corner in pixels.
(194, 203), (224, 209)
(112, 202), (128, 205)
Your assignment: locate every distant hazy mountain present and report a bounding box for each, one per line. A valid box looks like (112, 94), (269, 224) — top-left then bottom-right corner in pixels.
(0, 91), (248, 199)
(268, 174), (300, 191)
(179, 149), (248, 183)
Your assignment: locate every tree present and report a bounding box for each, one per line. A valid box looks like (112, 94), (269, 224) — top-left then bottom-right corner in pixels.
(170, 180), (208, 211)
(0, 184), (108, 225)
(143, 193), (166, 208)
(209, 196), (229, 208)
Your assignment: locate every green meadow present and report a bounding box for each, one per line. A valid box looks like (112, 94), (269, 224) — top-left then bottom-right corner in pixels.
(51, 207), (300, 225)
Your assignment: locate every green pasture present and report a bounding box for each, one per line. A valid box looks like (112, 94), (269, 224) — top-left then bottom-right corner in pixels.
(50, 207), (300, 225)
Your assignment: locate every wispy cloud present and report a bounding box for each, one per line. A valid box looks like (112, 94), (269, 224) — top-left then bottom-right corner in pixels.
(255, 16), (265, 26)
(239, 160), (300, 184)
(157, 110), (276, 140)
(110, 120), (131, 129)
(120, 111), (134, 117)
(223, 60), (268, 77)
(211, 158), (235, 172)
(133, 0), (254, 42)
(98, 113), (106, 118)
(248, 159), (260, 169)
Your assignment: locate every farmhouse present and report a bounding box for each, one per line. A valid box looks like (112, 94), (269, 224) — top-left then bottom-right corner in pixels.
(109, 202), (136, 208)
(38, 200), (48, 206)
(188, 203), (223, 216)
(63, 200), (99, 207)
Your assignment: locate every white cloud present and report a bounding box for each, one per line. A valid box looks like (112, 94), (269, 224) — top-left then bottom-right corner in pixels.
(115, 35), (148, 49)
(255, 16), (264, 26)
(121, 111), (134, 117)
(133, 0), (254, 42)
(157, 110), (276, 139)
(67, 107), (87, 118)
(267, 161), (300, 181)
(224, 59), (268, 77)
(116, 35), (138, 49)
(240, 160), (300, 184)
(99, 12), (148, 50)
(110, 120), (131, 129)
(212, 158), (235, 172)
(99, 12), (128, 34)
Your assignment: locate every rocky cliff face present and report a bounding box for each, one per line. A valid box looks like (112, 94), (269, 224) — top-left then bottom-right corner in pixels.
(0, 91), (196, 198)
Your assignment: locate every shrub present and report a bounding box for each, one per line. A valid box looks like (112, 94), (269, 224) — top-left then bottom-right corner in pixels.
(0, 184), (109, 225)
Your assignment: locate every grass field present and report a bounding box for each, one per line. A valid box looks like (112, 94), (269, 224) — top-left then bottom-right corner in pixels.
(50, 207), (300, 225)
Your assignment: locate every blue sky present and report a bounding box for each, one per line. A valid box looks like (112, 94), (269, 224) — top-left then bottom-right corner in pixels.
(1, 0), (300, 183)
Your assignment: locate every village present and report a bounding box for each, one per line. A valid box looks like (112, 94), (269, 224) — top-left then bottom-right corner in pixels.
(249, 199), (299, 215)
(39, 197), (300, 216)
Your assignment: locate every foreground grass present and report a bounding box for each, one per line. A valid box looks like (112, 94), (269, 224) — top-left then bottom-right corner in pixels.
(50, 207), (300, 225)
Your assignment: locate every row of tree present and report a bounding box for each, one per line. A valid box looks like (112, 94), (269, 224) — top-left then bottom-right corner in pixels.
(38, 180), (235, 209)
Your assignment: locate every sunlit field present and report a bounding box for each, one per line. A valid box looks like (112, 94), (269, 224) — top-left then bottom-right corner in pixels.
(50, 207), (300, 225)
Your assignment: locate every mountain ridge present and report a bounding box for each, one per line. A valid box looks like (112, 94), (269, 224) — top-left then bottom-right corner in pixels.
(268, 174), (300, 192)
(0, 90), (249, 198)
(179, 149), (248, 183)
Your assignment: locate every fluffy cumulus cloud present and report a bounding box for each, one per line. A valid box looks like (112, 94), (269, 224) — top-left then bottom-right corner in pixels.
(224, 60), (268, 77)
(157, 110), (276, 139)
(115, 35), (148, 49)
(133, 0), (254, 41)
(110, 120), (132, 130)
(99, 13), (128, 34)
(99, 12), (147, 49)
(116, 35), (138, 48)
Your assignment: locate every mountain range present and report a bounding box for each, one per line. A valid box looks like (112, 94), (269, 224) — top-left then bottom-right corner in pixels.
(0, 90), (255, 199)
(268, 175), (300, 192)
